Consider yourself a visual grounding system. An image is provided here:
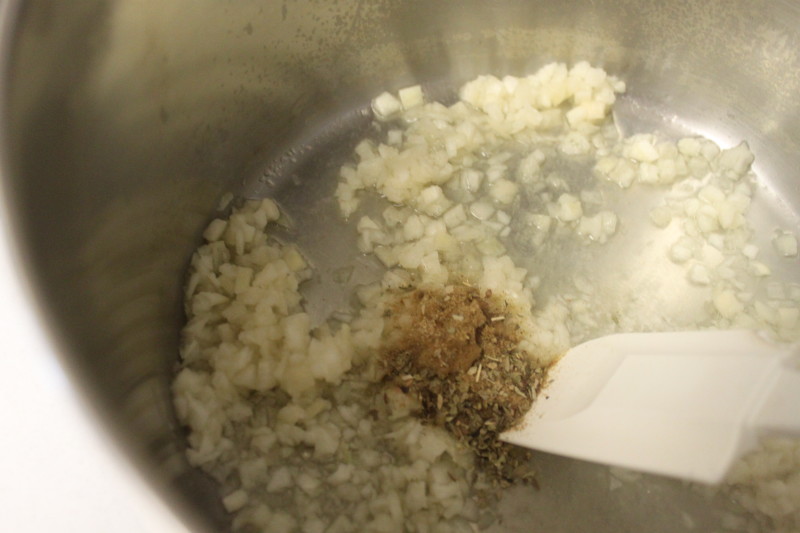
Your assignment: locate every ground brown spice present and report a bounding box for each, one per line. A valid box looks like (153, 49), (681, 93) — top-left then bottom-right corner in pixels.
(381, 284), (547, 484)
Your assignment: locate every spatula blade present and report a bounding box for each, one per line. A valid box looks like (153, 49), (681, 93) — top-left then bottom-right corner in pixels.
(501, 330), (795, 484)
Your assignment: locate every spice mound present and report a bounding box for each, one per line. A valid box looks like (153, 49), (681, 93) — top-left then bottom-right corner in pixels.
(381, 285), (547, 482)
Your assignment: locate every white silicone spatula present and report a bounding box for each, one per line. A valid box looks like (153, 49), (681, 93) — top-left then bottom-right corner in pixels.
(501, 330), (800, 484)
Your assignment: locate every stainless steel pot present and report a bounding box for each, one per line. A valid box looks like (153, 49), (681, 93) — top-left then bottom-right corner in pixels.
(2, 1), (799, 532)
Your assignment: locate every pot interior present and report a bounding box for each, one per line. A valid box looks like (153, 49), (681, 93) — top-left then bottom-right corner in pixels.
(3, 1), (800, 531)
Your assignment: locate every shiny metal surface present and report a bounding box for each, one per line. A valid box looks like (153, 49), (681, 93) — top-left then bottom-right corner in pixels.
(2, 1), (799, 531)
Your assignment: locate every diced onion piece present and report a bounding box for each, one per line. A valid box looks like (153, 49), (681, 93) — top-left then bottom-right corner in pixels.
(717, 141), (755, 177)
(699, 140), (721, 161)
(700, 244), (724, 268)
(398, 85), (424, 109)
(517, 151), (545, 182)
(695, 204), (719, 233)
(606, 158), (636, 188)
(470, 201), (495, 221)
(698, 185), (725, 205)
(371, 92), (402, 120)
(387, 129), (403, 145)
(742, 244), (759, 259)
(577, 211), (617, 243)
(460, 169), (483, 192)
(687, 264), (710, 285)
(713, 290), (744, 319)
(717, 200), (743, 230)
(624, 135), (659, 163)
(554, 193), (583, 222)
(773, 231), (798, 257)
(267, 466), (293, 493)
(559, 132), (592, 154)
(490, 179), (519, 204)
(649, 206), (672, 228)
(223, 490), (248, 512)
(204, 219), (228, 242)
(442, 204), (467, 228)
(677, 137), (702, 157)
(403, 215), (425, 241)
(638, 162), (659, 183)
(601, 211), (618, 235)
(418, 185), (451, 216)
(750, 261), (771, 277)
(296, 472), (322, 495)
(669, 238), (695, 264)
